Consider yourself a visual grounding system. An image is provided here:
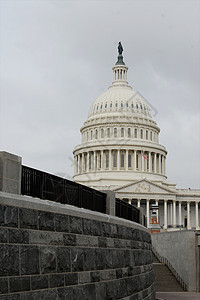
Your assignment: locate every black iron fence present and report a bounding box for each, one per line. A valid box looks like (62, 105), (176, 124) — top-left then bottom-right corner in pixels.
(21, 165), (142, 225)
(21, 165), (106, 214)
(116, 198), (140, 223)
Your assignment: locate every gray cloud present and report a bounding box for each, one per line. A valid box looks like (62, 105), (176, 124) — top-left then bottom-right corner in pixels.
(0, 0), (199, 188)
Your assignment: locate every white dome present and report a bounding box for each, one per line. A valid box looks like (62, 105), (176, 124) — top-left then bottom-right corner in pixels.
(88, 85), (152, 119)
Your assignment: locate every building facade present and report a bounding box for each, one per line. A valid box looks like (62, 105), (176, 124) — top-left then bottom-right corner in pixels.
(73, 45), (200, 230)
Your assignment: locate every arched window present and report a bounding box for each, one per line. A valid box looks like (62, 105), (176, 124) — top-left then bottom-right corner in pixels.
(128, 128), (131, 138)
(140, 129), (143, 139)
(110, 103), (112, 108)
(89, 153), (92, 170)
(121, 103), (123, 108)
(136, 104), (139, 109)
(114, 128), (117, 137)
(115, 102), (118, 107)
(87, 131), (89, 141)
(146, 130), (148, 140)
(150, 131), (152, 141)
(101, 128), (104, 138)
(121, 128), (124, 137)
(106, 152), (109, 168)
(126, 102), (128, 107)
(134, 128), (137, 138)
(105, 103), (107, 108)
(95, 129), (98, 139)
(107, 128), (110, 138)
(90, 130), (93, 140)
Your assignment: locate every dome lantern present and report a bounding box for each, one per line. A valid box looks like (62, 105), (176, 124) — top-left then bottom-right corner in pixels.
(112, 42), (129, 86)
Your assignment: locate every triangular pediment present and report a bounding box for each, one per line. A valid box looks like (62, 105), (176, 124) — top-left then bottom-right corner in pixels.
(113, 179), (175, 195)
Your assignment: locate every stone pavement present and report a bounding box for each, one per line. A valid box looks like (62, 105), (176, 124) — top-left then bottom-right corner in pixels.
(156, 292), (200, 300)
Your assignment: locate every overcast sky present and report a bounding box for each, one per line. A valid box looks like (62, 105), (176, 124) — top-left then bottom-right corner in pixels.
(0, 0), (200, 189)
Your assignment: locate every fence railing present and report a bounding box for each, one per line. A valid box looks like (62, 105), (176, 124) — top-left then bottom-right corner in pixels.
(115, 198), (140, 223)
(21, 165), (106, 214)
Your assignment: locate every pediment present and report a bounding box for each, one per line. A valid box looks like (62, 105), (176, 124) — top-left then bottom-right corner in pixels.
(113, 179), (175, 195)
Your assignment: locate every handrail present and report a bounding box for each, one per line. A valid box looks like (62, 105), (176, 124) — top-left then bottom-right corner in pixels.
(152, 247), (187, 291)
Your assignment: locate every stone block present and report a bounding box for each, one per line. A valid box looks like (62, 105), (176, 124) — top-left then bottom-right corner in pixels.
(78, 271), (90, 284)
(83, 218), (102, 236)
(21, 289), (59, 300)
(104, 249), (112, 269)
(0, 228), (8, 243)
(106, 237), (114, 248)
(73, 286), (86, 300)
(20, 245), (39, 275)
(63, 233), (77, 246)
(88, 236), (98, 247)
(84, 284), (96, 300)
(69, 216), (83, 234)
(31, 275), (48, 290)
(76, 235), (89, 246)
(96, 282), (106, 300)
(49, 274), (64, 288)
(71, 248), (84, 272)
(83, 248), (95, 271)
(29, 231), (63, 245)
(0, 151), (22, 194)
(0, 244), (19, 276)
(0, 277), (8, 294)
(38, 211), (54, 231)
(98, 237), (107, 248)
(0, 205), (18, 228)
(40, 246), (56, 274)
(116, 268), (123, 279)
(57, 287), (73, 299)
(19, 208), (38, 229)
(8, 228), (29, 244)
(65, 272), (78, 286)
(90, 271), (100, 282)
(10, 276), (30, 292)
(0, 294), (20, 300)
(54, 213), (69, 232)
(56, 247), (71, 272)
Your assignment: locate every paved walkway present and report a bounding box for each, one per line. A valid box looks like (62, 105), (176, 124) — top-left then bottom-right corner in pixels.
(156, 292), (200, 300)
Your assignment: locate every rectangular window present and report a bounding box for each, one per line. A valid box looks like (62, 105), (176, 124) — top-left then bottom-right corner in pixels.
(128, 153), (131, 168)
(113, 151), (117, 168)
(121, 153), (124, 168)
(128, 128), (131, 138)
(121, 128), (124, 137)
(106, 153), (109, 168)
(134, 128), (137, 138)
(146, 130), (148, 140)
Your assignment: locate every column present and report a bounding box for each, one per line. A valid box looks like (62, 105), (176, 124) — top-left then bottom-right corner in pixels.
(109, 150), (112, 170)
(117, 150), (120, 171)
(187, 201), (191, 230)
(74, 155), (77, 175)
(155, 200), (159, 219)
(154, 153), (157, 173)
(77, 154), (80, 174)
(133, 150), (136, 171)
(179, 201), (182, 227)
(126, 150), (129, 170)
(101, 150), (104, 170)
(173, 200), (176, 227)
(82, 153), (84, 173)
(128, 199), (131, 205)
(146, 199), (150, 228)
(164, 200), (168, 229)
(170, 202), (173, 226)
(137, 199), (141, 208)
(87, 152), (90, 172)
(149, 152), (152, 172)
(196, 202), (199, 230)
(93, 151), (96, 171)
(158, 154), (161, 174)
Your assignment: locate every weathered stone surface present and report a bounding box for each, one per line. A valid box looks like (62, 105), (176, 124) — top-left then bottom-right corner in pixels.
(0, 244), (19, 276)
(54, 213), (69, 232)
(19, 208), (38, 229)
(49, 274), (64, 288)
(83, 219), (102, 236)
(0, 294), (20, 300)
(8, 228), (29, 244)
(73, 285), (86, 300)
(63, 233), (77, 246)
(38, 211), (54, 231)
(78, 271), (90, 284)
(90, 271), (100, 282)
(20, 245), (39, 275)
(71, 248), (84, 272)
(10, 276), (30, 292)
(57, 247), (71, 272)
(84, 284), (96, 300)
(0, 277), (8, 294)
(98, 237), (107, 248)
(0, 228), (7, 243)
(0, 205), (18, 227)
(65, 272), (78, 286)
(88, 236), (98, 247)
(83, 249), (95, 271)
(57, 286), (73, 299)
(76, 235), (88, 247)
(69, 216), (83, 234)
(29, 231), (63, 245)
(20, 289), (58, 300)
(40, 246), (56, 274)
(31, 275), (48, 290)
(96, 282), (106, 300)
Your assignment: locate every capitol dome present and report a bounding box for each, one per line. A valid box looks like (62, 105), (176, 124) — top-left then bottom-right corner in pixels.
(73, 45), (167, 189)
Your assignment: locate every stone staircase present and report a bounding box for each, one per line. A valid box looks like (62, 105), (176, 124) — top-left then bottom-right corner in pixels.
(153, 254), (184, 292)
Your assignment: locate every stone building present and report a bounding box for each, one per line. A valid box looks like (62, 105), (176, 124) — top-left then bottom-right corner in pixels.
(73, 44), (200, 230)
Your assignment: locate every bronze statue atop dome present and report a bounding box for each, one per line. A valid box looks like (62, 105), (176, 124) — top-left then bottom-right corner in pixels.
(118, 42), (123, 55)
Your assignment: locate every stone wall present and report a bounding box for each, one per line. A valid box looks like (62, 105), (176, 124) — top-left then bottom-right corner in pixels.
(0, 192), (155, 299)
(152, 231), (199, 292)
